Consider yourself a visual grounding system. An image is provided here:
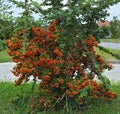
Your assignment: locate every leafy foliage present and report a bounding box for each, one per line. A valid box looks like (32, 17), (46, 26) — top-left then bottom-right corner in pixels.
(0, 0), (15, 39)
(31, 0), (120, 41)
(97, 26), (111, 39)
(3, 0), (120, 112)
(0, 0), (42, 51)
(7, 21), (117, 112)
(0, 0), (14, 50)
(110, 16), (120, 39)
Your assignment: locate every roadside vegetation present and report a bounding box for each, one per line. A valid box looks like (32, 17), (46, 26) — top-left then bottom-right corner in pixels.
(0, 50), (11, 63)
(95, 46), (120, 60)
(101, 38), (120, 43)
(0, 82), (120, 114)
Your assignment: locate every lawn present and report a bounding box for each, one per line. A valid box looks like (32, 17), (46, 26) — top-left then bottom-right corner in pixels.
(0, 82), (120, 114)
(95, 46), (120, 60)
(0, 50), (11, 63)
(101, 38), (120, 43)
(0, 82), (39, 114)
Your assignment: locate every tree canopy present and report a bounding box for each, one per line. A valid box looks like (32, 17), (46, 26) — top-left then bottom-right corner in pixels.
(30, 0), (120, 39)
(0, 0), (14, 50)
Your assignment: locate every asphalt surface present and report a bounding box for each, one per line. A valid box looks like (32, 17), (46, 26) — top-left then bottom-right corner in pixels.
(0, 62), (17, 82)
(99, 42), (120, 50)
(103, 63), (120, 82)
(0, 62), (120, 83)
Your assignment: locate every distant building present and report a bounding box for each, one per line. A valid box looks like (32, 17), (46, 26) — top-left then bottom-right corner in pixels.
(97, 20), (110, 27)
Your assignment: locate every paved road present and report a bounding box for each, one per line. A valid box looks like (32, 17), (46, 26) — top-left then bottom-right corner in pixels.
(0, 62), (120, 83)
(0, 62), (17, 82)
(99, 42), (120, 50)
(103, 64), (120, 82)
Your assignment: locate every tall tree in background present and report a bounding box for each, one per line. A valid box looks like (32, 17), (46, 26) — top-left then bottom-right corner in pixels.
(0, 0), (42, 50)
(0, 0), (14, 39)
(31, 0), (120, 41)
(0, 0), (14, 50)
(110, 16), (120, 39)
(8, 0), (36, 36)
(3, 0), (120, 41)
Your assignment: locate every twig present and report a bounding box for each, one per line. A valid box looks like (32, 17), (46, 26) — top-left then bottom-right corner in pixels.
(53, 93), (66, 107)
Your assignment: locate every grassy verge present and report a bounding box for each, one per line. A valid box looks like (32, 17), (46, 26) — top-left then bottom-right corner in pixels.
(0, 82), (39, 114)
(95, 47), (117, 60)
(0, 47), (120, 63)
(0, 50), (11, 63)
(0, 82), (120, 114)
(95, 46), (120, 60)
(101, 38), (120, 43)
(83, 82), (120, 114)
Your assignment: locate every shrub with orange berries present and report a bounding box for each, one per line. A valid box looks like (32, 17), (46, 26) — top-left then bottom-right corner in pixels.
(7, 20), (117, 111)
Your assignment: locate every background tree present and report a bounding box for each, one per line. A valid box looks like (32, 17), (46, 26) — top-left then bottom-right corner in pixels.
(8, 0), (40, 36)
(0, 0), (14, 51)
(0, 0), (42, 51)
(110, 16), (120, 39)
(2, 0), (120, 42)
(31, 0), (120, 41)
(97, 26), (111, 39)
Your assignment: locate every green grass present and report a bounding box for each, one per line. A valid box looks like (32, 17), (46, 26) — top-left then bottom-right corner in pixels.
(0, 82), (39, 114)
(95, 47), (117, 60)
(0, 50), (11, 63)
(95, 46), (120, 60)
(0, 82), (120, 114)
(101, 38), (120, 43)
(83, 82), (120, 114)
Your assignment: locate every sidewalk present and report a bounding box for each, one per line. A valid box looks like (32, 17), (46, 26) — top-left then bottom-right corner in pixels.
(0, 62), (120, 83)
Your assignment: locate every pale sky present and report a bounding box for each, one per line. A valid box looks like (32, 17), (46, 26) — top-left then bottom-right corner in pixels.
(107, 2), (120, 20)
(10, 0), (120, 21)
